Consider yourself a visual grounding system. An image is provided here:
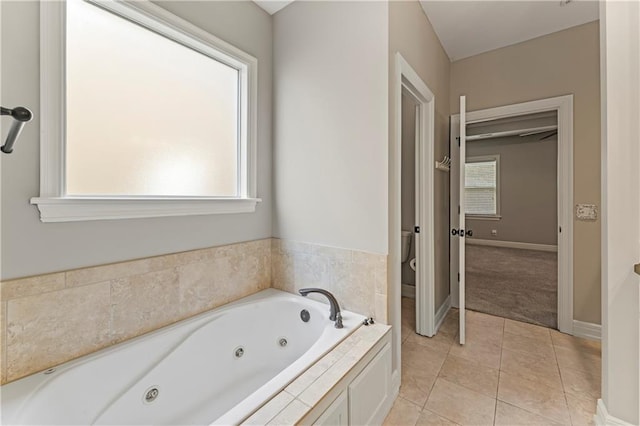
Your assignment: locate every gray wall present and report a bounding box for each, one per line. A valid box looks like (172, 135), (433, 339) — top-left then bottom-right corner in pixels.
(0, 1), (273, 279)
(389, 1), (451, 309)
(272, 1), (389, 254)
(466, 134), (558, 246)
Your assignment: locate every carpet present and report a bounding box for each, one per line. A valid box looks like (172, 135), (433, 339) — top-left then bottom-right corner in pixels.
(465, 244), (557, 329)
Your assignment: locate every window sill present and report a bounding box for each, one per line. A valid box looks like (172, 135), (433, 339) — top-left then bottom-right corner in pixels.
(466, 214), (502, 221)
(30, 197), (262, 223)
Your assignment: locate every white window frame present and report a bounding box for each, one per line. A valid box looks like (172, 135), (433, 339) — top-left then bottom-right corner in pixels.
(32, 0), (260, 222)
(464, 155), (501, 219)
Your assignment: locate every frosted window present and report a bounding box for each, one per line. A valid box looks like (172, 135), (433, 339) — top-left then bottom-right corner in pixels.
(66, 0), (239, 197)
(465, 160), (498, 215)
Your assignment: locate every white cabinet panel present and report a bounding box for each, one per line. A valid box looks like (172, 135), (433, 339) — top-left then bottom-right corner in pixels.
(314, 391), (348, 426)
(348, 343), (391, 426)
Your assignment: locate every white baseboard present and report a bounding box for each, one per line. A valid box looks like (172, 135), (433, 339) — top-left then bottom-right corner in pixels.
(401, 283), (415, 299)
(573, 320), (601, 341)
(434, 295), (451, 332)
(467, 238), (558, 252)
(595, 399), (634, 426)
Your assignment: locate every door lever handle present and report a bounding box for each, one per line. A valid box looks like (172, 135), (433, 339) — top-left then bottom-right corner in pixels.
(635, 263), (640, 276)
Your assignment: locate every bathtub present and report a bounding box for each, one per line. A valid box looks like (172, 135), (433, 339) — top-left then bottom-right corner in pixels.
(1, 289), (365, 425)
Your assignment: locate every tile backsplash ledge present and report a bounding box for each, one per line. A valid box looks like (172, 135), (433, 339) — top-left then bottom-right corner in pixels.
(0, 238), (387, 384)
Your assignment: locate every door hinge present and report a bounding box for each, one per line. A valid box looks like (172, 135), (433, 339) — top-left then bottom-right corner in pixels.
(458, 205), (460, 215)
(457, 273), (460, 282)
(414, 225), (420, 233)
(559, 226), (562, 233)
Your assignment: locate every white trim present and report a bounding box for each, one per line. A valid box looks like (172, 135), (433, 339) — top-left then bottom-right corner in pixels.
(467, 238), (558, 252)
(401, 284), (415, 299)
(450, 95), (574, 335)
(390, 52), (437, 383)
(36, 0), (259, 222)
(595, 399), (634, 426)
(434, 295), (451, 333)
(572, 320), (601, 341)
(29, 197), (261, 222)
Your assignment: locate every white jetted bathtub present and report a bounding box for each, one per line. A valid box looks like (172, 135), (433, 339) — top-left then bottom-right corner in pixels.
(1, 289), (365, 425)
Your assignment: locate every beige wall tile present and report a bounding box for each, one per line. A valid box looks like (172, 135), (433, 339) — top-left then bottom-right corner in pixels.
(110, 269), (181, 342)
(1, 301), (6, 383)
(6, 282), (111, 382)
(178, 260), (233, 315)
(66, 258), (152, 288)
(1, 273), (65, 300)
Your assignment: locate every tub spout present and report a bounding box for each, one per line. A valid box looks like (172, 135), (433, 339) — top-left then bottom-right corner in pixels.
(298, 288), (343, 329)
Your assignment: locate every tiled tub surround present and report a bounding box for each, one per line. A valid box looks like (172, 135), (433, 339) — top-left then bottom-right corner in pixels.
(0, 238), (388, 385)
(2, 290), (369, 425)
(272, 239), (388, 323)
(0, 239), (271, 384)
(243, 323), (392, 425)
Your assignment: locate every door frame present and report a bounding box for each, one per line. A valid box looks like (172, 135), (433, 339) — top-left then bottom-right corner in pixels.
(449, 95), (574, 335)
(390, 52), (436, 382)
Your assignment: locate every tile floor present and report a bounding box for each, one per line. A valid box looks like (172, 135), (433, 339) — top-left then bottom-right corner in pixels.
(384, 298), (601, 426)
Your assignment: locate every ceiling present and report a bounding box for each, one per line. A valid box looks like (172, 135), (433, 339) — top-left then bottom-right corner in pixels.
(253, 0), (294, 15)
(420, 0), (599, 61)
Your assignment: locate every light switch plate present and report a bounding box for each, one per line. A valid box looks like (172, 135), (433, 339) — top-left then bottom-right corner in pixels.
(576, 203), (598, 220)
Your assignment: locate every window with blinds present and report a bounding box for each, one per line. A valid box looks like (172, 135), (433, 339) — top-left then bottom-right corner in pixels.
(464, 156), (499, 216)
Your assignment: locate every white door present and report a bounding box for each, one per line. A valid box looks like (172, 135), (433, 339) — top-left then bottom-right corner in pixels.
(450, 96), (467, 345)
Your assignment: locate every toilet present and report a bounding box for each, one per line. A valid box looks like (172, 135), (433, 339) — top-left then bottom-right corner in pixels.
(401, 231), (416, 271)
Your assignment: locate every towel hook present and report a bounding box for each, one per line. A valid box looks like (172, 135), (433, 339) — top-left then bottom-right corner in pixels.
(1, 106), (33, 154)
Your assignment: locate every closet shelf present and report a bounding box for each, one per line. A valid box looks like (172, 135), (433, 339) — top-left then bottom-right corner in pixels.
(466, 125), (557, 142)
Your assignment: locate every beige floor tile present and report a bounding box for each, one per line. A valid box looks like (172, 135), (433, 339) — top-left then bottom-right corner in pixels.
(402, 342), (448, 376)
(464, 321), (504, 347)
(466, 309), (505, 328)
(504, 319), (552, 344)
(384, 396), (422, 426)
(437, 315), (459, 338)
(416, 409), (459, 426)
(500, 348), (563, 391)
(424, 378), (496, 426)
(550, 330), (600, 356)
(565, 393), (597, 426)
(438, 355), (499, 398)
(403, 324), (415, 343)
(448, 339), (502, 369)
(498, 371), (571, 425)
(405, 330), (453, 355)
(502, 331), (556, 360)
(494, 400), (563, 426)
(554, 345), (601, 375)
(559, 366), (601, 400)
(400, 363), (438, 407)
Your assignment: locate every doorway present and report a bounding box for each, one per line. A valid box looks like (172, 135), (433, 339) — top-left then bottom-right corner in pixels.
(390, 53), (436, 385)
(450, 95), (574, 342)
